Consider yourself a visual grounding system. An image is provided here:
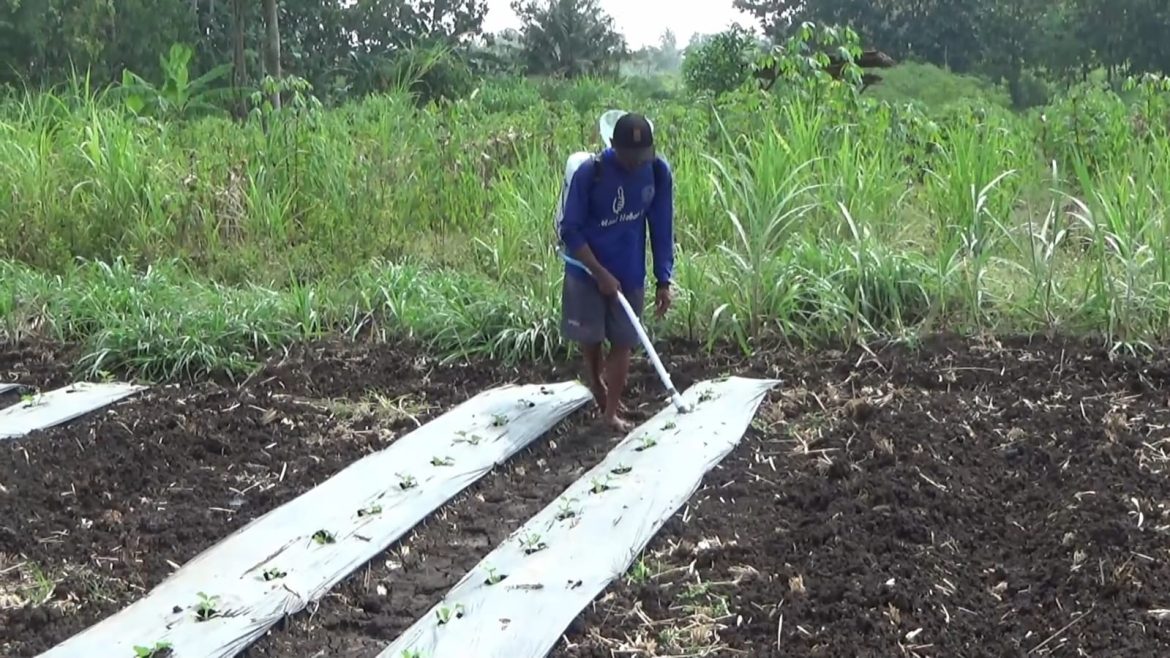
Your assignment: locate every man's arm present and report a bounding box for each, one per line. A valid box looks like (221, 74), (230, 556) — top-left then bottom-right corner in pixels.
(648, 157), (675, 287)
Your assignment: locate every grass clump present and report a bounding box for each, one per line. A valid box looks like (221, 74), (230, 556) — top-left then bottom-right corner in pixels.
(2, 74), (1170, 380)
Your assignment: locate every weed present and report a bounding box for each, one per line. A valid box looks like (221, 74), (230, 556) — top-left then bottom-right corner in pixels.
(626, 558), (651, 584)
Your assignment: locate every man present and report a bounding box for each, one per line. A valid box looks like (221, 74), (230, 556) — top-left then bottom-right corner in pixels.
(557, 112), (674, 432)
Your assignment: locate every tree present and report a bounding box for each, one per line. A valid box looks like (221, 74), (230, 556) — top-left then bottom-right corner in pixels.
(346, 0), (489, 53)
(733, 0), (982, 73)
(654, 29), (681, 72)
(510, 0), (627, 78)
(263, 0), (282, 108)
(681, 24), (760, 96)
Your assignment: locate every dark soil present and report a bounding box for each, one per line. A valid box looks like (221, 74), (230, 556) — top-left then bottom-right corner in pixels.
(0, 340), (587, 656)
(3, 334), (1170, 658)
(0, 338), (81, 393)
(552, 336), (1170, 657)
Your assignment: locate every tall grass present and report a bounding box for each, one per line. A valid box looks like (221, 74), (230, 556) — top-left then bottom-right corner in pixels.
(2, 73), (1170, 381)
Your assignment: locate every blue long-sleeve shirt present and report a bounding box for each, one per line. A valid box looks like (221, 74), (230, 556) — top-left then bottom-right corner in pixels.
(558, 148), (674, 292)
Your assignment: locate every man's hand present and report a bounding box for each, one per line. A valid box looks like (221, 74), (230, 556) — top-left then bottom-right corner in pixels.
(655, 284), (673, 319)
(596, 269), (621, 297)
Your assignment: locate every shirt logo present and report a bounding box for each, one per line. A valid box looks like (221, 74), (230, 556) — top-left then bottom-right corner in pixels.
(641, 185), (655, 204)
(612, 186), (626, 214)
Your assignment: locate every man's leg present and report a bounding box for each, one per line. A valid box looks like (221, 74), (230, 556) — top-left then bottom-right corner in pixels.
(561, 273), (608, 410)
(601, 287), (645, 432)
(582, 342), (606, 409)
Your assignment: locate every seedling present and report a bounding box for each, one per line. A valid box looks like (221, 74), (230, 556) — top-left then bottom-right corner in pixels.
(400, 651), (424, 658)
(590, 476), (613, 494)
(20, 392), (44, 408)
(520, 532), (547, 555)
(453, 431), (482, 446)
(661, 421), (677, 430)
(194, 592), (219, 622)
(555, 497), (579, 520)
(431, 456), (454, 467)
(312, 529), (336, 545)
(611, 463), (632, 475)
(698, 389), (716, 403)
(133, 641), (173, 658)
(518, 398), (536, 409)
(358, 504), (383, 517)
(261, 567), (286, 581)
(491, 414), (508, 427)
(635, 436), (658, 452)
(484, 566), (507, 585)
(398, 473), (418, 490)
(435, 603), (465, 624)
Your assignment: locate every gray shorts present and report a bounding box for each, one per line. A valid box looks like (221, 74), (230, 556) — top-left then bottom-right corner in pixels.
(561, 273), (645, 348)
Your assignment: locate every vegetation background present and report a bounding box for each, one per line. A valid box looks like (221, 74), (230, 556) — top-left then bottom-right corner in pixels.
(1, 0), (1169, 381)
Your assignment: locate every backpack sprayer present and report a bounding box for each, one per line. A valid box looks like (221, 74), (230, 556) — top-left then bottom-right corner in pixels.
(556, 110), (692, 415)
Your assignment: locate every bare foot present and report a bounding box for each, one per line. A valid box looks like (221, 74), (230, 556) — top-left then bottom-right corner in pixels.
(603, 413), (633, 434)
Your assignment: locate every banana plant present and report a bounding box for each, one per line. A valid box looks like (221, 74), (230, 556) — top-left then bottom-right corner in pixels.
(119, 43), (235, 121)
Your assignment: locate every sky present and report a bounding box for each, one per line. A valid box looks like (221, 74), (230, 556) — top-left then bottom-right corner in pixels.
(482, 0), (757, 50)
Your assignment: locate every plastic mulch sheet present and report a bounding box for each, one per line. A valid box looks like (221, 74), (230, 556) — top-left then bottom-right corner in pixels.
(376, 376), (779, 658)
(0, 382), (147, 440)
(39, 380), (592, 658)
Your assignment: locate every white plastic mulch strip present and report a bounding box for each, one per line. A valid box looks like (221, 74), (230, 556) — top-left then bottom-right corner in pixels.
(39, 381), (591, 658)
(377, 376), (779, 658)
(0, 382), (147, 440)
(0, 383), (17, 394)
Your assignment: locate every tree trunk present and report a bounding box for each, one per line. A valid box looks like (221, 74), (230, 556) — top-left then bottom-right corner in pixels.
(263, 0), (282, 110)
(231, 0), (247, 118)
